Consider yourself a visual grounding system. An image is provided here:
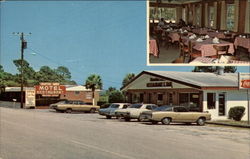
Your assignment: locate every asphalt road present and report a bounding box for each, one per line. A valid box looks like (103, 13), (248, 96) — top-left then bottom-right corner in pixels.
(0, 107), (250, 159)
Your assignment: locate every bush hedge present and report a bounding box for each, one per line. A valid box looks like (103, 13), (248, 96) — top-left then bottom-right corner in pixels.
(228, 106), (245, 121)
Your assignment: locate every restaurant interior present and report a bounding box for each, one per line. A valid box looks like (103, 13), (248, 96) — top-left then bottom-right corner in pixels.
(149, 0), (250, 64)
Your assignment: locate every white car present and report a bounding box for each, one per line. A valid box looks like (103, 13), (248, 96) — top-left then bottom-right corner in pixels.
(99, 103), (130, 119)
(114, 103), (158, 121)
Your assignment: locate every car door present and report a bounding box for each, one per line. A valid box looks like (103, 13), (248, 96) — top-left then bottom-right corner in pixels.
(174, 107), (190, 122)
(80, 101), (90, 111)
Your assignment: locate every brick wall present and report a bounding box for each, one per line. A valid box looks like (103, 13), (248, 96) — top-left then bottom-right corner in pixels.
(60, 91), (99, 104)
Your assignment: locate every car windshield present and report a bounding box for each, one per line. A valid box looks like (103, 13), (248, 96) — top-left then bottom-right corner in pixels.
(54, 101), (66, 104)
(130, 104), (143, 109)
(110, 104), (120, 108)
(154, 105), (173, 111)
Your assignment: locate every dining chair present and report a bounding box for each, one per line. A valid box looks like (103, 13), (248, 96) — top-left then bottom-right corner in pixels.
(212, 45), (230, 58)
(179, 38), (189, 57)
(165, 32), (172, 49)
(188, 41), (202, 61)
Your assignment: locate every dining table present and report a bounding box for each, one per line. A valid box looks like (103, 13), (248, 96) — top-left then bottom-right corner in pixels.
(149, 38), (159, 57)
(190, 57), (250, 64)
(182, 37), (235, 57)
(234, 37), (250, 53)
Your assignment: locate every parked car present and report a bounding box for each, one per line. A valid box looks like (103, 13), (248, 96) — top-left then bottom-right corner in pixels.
(140, 106), (211, 126)
(49, 100), (100, 113)
(139, 105), (172, 121)
(99, 103), (130, 119)
(114, 103), (158, 121)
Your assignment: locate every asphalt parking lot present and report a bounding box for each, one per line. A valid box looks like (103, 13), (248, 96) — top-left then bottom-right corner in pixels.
(0, 107), (250, 159)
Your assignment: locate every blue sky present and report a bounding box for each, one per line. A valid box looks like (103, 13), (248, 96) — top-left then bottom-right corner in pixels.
(0, 1), (249, 89)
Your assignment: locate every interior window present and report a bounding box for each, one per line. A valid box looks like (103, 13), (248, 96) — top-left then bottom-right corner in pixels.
(226, 4), (235, 30)
(209, 6), (215, 28)
(150, 7), (177, 23)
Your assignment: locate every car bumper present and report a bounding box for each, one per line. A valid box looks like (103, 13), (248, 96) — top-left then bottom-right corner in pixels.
(140, 114), (152, 121)
(115, 112), (130, 118)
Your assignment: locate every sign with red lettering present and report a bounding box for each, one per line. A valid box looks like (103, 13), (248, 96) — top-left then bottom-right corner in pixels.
(239, 73), (250, 89)
(241, 80), (250, 88)
(35, 83), (66, 97)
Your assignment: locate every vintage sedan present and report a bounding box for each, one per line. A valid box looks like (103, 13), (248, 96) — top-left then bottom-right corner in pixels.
(99, 103), (130, 119)
(140, 106), (211, 126)
(49, 100), (100, 113)
(114, 103), (158, 121)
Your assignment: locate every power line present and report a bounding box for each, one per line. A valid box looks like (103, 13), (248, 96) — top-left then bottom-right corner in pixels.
(26, 47), (122, 85)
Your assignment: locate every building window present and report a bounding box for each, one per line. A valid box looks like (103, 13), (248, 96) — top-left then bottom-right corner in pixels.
(150, 7), (177, 23)
(207, 93), (216, 109)
(158, 94), (163, 101)
(226, 4), (235, 31)
(86, 92), (92, 99)
(179, 93), (189, 106)
(74, 91), (80, 95)
(209, 6), (215, 28)
(168, 93), (173, 105)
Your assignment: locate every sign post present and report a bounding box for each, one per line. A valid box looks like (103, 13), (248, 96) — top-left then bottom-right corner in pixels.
(239, 73), (250, 125)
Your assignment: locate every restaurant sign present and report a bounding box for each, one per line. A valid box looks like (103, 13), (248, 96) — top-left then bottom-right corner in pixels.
(25, 88), (36, 108)
(35, 83), (66, 97)
(239, 73), (250, 89)
(146, 82), (172, 88)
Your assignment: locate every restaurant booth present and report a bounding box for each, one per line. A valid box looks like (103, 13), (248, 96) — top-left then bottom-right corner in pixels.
(121, 71), (249, 120)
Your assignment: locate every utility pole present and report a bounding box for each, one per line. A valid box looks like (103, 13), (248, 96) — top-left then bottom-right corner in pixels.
(13, 32), (31, 108)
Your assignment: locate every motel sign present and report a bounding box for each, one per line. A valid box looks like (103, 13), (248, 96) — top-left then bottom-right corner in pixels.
(35, 83), (66, 97)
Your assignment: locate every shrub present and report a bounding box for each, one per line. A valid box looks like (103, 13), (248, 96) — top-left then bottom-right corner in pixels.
(228, 106), (245, 121)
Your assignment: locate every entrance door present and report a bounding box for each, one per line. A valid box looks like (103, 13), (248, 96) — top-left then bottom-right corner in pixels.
(148, 93), (152, 103)
(140, 93), (144, 103)
(219, 93), (226, 116)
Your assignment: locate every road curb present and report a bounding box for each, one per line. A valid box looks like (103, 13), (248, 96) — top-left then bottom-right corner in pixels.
(206, 122), (250, 129)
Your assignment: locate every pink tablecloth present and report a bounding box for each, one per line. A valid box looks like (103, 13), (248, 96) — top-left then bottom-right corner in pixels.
(149, 39), (159, 57)
(168, 32), (180, 42)
(193, 39), (235, 57)
(234, 37), (250, 52)
(190, 57), (250, 64)
(192, 29), (207, 35)
(207, 32), (225, 39)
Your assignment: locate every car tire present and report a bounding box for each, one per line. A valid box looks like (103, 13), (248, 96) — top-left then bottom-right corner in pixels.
(138, 115), (143, 122)
(124, 117), (130, 122)
(152, 121), (158, 125)
(161, 117), (171, 125)
(106, 115), (111, 119)
(90, 108), (96, 113)
(197, 118), (206, 126)
(65, 108), (72, 113)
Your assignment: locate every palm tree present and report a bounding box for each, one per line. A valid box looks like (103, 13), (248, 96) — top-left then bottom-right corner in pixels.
(85, 74), (103, 105)
(122, 73), (135, 87)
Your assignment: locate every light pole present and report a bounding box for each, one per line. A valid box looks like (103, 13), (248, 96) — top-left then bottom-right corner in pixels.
(13, 32), (31, 108)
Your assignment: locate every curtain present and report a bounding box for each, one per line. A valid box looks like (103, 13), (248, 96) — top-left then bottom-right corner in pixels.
(234, 0), (239, 32)
(221, 1), (226, 30)
(205, 3), (208, 27)
(245, 2), (250, 33)
(176, 7), (182, 24)
(214, 2), (218, 29)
